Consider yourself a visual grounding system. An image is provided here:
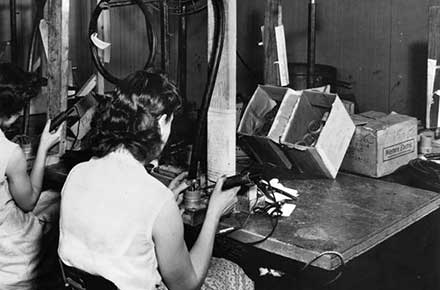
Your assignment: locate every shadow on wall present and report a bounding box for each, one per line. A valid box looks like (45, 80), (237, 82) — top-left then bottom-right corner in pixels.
(408, 42), (427, 121)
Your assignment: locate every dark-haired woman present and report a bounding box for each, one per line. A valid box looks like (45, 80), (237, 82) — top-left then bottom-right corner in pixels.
(0, 87), (61, 289)
(58, 71), (254, 290)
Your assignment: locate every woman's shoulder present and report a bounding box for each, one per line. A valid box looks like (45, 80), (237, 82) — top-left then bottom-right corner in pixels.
(0, 135), (20, 156)
(62, 159), (95, 184)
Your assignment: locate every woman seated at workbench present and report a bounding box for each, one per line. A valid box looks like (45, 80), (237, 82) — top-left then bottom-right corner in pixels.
(58, 70), (254, 290)
(0, 87), (62, 289)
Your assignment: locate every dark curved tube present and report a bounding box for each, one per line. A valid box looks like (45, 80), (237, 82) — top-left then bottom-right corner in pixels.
(89, 0), (156, 84)
(188, 0), (225, 179)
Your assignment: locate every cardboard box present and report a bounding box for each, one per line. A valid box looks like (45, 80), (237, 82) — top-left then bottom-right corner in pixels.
(341, 111), (418, 178)
(238, 85), (301, 169)
(238, 85), (355, 178)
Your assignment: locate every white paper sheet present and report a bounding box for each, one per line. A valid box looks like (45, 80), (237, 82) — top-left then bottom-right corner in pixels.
(427, 59), (437, 128)
(275, 25), (289, 86)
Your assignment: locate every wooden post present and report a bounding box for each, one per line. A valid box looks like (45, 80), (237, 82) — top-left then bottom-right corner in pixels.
(160, 0), (170, 73)
(47, 0), (69, 154)
(263, 0), (282, 86)
(427, 6), (440, 128)
(207, 0), (236, 181)
(95, 0), (105, 95)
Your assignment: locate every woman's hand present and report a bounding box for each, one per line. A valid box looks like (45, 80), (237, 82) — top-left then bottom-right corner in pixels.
(168, 171), (194, 206)
(39, 119), (62, 152)
(207, 176), (239, 219)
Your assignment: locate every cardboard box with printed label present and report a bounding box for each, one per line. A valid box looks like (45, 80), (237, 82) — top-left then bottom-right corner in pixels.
(238, 85), (355, 178)
(341, 111), (418, 178)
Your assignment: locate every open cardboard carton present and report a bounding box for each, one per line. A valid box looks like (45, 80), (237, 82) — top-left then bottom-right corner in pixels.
(238, 85), (355, 178)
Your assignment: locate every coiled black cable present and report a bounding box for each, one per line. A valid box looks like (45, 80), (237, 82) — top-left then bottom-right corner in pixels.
(407, 157), (440, 192)
(300, 251), (345, 286)
(89, 0), (157, 84)
(188, 0), (225, 179)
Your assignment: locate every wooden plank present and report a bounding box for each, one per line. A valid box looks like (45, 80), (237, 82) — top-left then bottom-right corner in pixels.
(207, 0), (236, 181)
(427, 6), (440, 128)
(263, 0), (282, 85)
(222, 172), (440, 270)
(96, 0), (105, 94)
(47, 0), (69, 154)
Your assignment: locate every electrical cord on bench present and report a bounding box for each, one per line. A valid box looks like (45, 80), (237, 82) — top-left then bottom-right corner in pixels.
(219, 181), (284, 246)
(301, 251), (345, 286)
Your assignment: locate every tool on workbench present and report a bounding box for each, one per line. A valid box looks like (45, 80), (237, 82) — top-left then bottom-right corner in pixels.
(181, 171), (261, 226)
(181, 169), (301, 227)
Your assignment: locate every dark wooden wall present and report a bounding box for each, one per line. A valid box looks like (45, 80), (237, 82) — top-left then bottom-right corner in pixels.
(237, 0), (440, 120)
(2, 1), (440, 120)
(0, 0), (34, 67)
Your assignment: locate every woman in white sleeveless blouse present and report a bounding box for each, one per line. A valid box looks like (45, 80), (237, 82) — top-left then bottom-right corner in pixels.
(0, 87), (61, 289)
(58, 71), (254, 290)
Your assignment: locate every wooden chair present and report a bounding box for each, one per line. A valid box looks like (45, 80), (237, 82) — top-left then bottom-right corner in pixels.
(58, 259), (117, 290)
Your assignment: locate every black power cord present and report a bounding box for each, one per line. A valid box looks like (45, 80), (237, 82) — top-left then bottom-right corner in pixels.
(218, 179), (287, 246)
(89, 0), (157, 84)
(300, 251), (345, 286)
(188, 0), (225, 180)
(406, 157), (440, 192)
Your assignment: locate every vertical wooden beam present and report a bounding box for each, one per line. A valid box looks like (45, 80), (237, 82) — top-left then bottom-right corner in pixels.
(160, 0), (170, 73)
(177, 4), (187, 101)
(307, 0), (316, 88)
(9, 0), (17, 64)
(427, 6), (440, 128)
(207, 0), (236, 181)
(263, 0), (282, 86)
(47, 0), (69, 154)
(96, 1), (105, 95)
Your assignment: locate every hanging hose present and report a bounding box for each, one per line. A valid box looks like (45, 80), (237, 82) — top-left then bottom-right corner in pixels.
(187, 0), (225, 180)
(89, 0), (157, 84)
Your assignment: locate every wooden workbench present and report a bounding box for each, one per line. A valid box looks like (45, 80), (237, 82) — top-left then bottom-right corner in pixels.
(221, 172), (440, 271)
(44, 161), (440, 272)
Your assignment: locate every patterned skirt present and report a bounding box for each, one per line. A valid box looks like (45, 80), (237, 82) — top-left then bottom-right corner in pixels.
(157, 257), (254, 290)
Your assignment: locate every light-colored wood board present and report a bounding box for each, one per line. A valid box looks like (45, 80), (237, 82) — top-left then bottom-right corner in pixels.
(47, 0), (69, 154)
(263, 0), (281, 85)
(207, 0), (236, 180)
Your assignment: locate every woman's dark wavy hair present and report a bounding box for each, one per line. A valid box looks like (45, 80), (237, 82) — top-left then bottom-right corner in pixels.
(89, 70), (181, 163)
(0, 87), (24, 119)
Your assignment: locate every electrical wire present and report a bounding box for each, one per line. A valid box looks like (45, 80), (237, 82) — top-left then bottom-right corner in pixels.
(188, 0), (225, 179)
(89, 0), (157, 84)
(219, 182), (285, 246)
(150, 0), (207, 15)
(105, 0), (207, 16)
(240, 183), (283, 245)
(300, 251), (345, 286)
